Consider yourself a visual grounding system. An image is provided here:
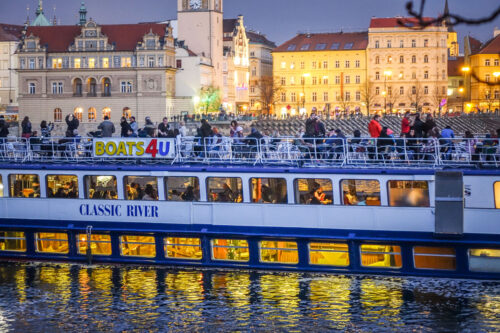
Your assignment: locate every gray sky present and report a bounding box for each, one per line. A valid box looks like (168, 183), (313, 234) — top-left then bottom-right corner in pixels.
(0, 0), (499, 48)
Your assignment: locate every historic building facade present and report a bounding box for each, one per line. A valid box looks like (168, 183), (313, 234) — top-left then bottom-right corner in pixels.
(367, 17), (449, 114)
(273, 32), (368, 117)
(0, 24), (23, 111)
(17, 17), (176, 134)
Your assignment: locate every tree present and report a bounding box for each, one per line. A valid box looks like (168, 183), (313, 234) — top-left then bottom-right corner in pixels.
(257, 76), (283, 116)
(360, 81), (376, 115)
(407, 80), (425, 112)
(482, 88), (496, 112)
(431, 86), (447, 116)
(385, 84), (400, 114)
(338, 91), (352, 115)
(199, 86), (221, 114)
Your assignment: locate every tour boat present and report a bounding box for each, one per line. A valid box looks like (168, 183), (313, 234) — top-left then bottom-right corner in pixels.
(0, 136), (499, 279)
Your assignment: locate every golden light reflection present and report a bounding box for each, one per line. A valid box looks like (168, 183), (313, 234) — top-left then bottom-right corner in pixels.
(121, 269), (159, 323)
(212, 273), (251, 316)
(39, 265), (72, 306)
(360, 278), (403, 324)
(14, 267), (26, 304)
(309, 277), (351, 329)
(260, 274), (300, 323)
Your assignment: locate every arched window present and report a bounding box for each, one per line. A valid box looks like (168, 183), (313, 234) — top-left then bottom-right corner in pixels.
(87, 78), (97, 96)
(54, 108), (62, 122)
(74, 107), (83, 121)
(411, 55), (416, 63)
(123, 107), (131, 119)
(102, 107), (111, 120)
(102, 78), (111, 97)
(73, 78), (82, 96)
(88, 107), (96, 122)
(423, 55), (429, 63)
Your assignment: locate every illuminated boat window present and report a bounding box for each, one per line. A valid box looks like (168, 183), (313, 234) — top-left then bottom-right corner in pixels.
(469, 248), (500, 273)
(46, 175), (79, 199)
(84, 175), (117, 200)
(0, 175), (3, 197)
(413, 246), (456, 270)
(388, 181), (430, 207)
(124, 176), (158, 201)
(360, 244), (402, 268)
(165, 237), (202, 260)
(212, 239), (249, 262)
(260, 241), (298, 264)
(77, 234), (112, 256)
(0, 231), (26, 252)
(294, 179), (333, 205)
(495, 182), (500, 209)
(36, 232), (69, 254)
(250, 178), (287, 204)
(165, 177), (200, 202)
(120, 235), (156, 258)
(207, 177), (243, 203)
(309, 242), (349, 266)
(341, 179), (380, 206)
(9, 174), (40, 198)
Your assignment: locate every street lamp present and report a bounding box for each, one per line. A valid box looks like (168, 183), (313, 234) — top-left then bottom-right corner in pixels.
(459, 87), (465, 113)
(494, 72), (500, 113)
(461, 66), (471, 112)
(383, 70), (392, 114)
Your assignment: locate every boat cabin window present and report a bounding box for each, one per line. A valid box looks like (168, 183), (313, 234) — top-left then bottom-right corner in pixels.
(469, 249), (500, 273)
(260, 241), (298, 264)
(212, 239), (249, 262)
(250, 178), (287, 204)
(341, 179), (380, 206)
(164, 237), (202, 260)
(46, 175), (79, 198)
(165, 177), (200, 202)
(77, 234), (112, 256)
(0, 231), (26, 252)
(388, 180), (430, 207)
(0, 175), (3, 197)
(309, 242), (349, 266)
(413, 246), (456, 270)
(207, 177), (243, 203)
(294, 179), (333, 205)
(360, 244), (402, 268)
(120, 235), (156, 257)
(495, 182), (500, 209)
(124, 176), (158, 201)
(84, 175), (117, 200)
(35, 232), (69, 254)
(9, 174), (40, 198)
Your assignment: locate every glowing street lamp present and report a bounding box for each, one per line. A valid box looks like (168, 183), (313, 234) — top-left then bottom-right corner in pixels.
(459, 87), (465, 112)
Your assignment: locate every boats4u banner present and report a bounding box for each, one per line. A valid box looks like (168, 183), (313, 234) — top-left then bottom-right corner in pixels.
(93, 138), (176, 159)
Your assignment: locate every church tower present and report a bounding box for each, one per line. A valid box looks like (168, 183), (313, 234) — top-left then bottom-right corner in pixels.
(177, 0), (223, 88)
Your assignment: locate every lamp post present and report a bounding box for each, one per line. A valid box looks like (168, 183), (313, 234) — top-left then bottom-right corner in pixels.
(494, 72), (500, 114)
(383, 70), (392, 114)
(459, 87), (465, 113)
(461, 66), (471, 112)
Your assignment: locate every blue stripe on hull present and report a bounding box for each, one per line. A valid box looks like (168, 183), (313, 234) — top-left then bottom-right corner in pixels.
(0, 218), (499, 280)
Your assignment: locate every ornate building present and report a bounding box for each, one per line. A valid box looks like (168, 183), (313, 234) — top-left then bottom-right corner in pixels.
(17, 6), (176, 134)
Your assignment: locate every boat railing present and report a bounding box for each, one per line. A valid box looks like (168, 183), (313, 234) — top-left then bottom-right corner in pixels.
(0, 136), (498, 168)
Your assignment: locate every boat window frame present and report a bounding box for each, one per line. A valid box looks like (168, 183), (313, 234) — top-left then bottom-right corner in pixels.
(359, 244), (402, 269)
(249, 177), (288, 204)
(293, 178), (334, 205)
(123, 175), (159, 201)
(46, 174), (79, 199)
(412, 246), (456, 271)
(8, 173), (41, 199)
(206, 177), (244, 203)
(211, 239), (250, 262)
(0, 174), (3, 198)
(164, 176), (200, 202)
(259, 240), (299, 265)
(387, 180), (430, 207)
(308, 241), (350, 266)
(76, 233), (112, 256)
(468, 248), (500, 273)
(0, 231), (27, 252)
(340, 178), (381, 206)
(494, 182), (500, 209)
(164, 237), (202, 260)
(119, 235), (157, 258)
(83, 175), (118, 200)
(35, 232), (69, 254)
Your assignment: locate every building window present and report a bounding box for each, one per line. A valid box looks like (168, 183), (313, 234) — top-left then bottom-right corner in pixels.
(121, 57), (132, 67)
(345, 91), (350, 101)
(412, 86), (416, 94)
(399, 55), (404, 63)
(424, 39), (428, 47)
(309, 242), (349, 266)
(280, 61), (286, 69)
(0, 231), (26, 252)
(341, 179), (380, 206)
(73, 107), (83, 122)
(442, 70), (446, 80)
(387, 40), (392, 48)
(52, 58), (62, 69)
(323, 61), (328, 69)
(212, 239), (249, 262)
(102, 107), (111, 120)
(165, 237), (202, 260)
(280, 92), (286, 102)
(345, 76), (350, 84)
(29, 58), (35, 69)
(300, 61), (305, 69)
(251, 67), (257, 76)
(335, 60), (340, 68)
(36, 233), (68, 254)
(102, 57), (109, 68)
(88, 58), (96, 68)
(74, 58), (81, 68)
(375, 87), (380, 95)
(148, 56), (155, 67)
(412, 55), (416, 63)
(355, 60), (360, 68)
(290, 76), (295, 85)
(323, 91), (329, 102)
(335, 76), (340, 84)
(485, 59), (490, 66)
(312, 77), (317, 85)
(485, 74), (490, 83)
(207, 177), (243, 203)
(124, 176), (158, 201)
(375, 72), (380, 80)
(412, 72), (417, 79)
(345, 60), (350, 68)
(280, 77), (286, 85)
(399, 86), (404, 95)
(424, 71), (429, 79)
(54, 108), (62, 122)
(312, 61), (317, 69)
(375, 40), (379, 48)
(120, 236), (156, 257)
(361, 244), (402, 268)
(400, 40), (404, 48)
(28, 82), (36, 94)
(411, 39), (416, 47)
(291, 92), (296, 103)
(423, 55), (428, 63)
(52, 82), (63, 94)
(355, 91), (360, 101)
(77, 234), (112, 256)
(260, 241), (298, 264)
(88, 107), (96, 122)
(312, 92), (317, 102)
(469, 249), (500, 272)
(413, 246), (456, 270)
(375, 56), (379, 64)
(354, 75), (360, 84)
(121, 81), (133, 93)
(424, 86), (429, 94)
(323, 76), (328, 85)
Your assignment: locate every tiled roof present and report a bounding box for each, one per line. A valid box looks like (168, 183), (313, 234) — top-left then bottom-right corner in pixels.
(369, 17), (439, 29)
(273, 32), (368, 53)
(0, 24), (23, 41)
(25, 23), (168, 52)
(477, 34), (500, 54)
(468, 37), (483, 54)
(247, 31), (276, 48)
(223, 19), (237, 33)
(448, 56), (464, 76)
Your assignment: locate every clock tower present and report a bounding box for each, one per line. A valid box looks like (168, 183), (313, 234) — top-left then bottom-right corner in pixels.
(177, 0), (223, 88)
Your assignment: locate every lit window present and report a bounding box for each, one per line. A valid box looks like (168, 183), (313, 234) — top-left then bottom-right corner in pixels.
(124, 176), (158, 201)
(88, 107), (96, 122)
(360, 244), (401, 268)
(102, 107), (111, 120)
(260, 241), (298, 264)
(54, 108), (62, 122)
(309, 242), (349, 266)
(77, 234), (112, 256)
(165, 237), (202, 260)
(388, 180), (430, 207)
(52, 58), (62, 69)
(207, 177), (243, 203)
(469, 249), (500, 272)
(121, 57), (132, 68)
(74, 107), (83, 122)
(250, 178), (287, 204)
(74, 58), (81, 68)
(495, 182), (500, 209)
(0, 175), (3, 197)
(84, 175), (117, 200)
(212, 239), (249, 261)
(88, 58), (95, 68)
(165, 177), (199, 202)
(0, 231), (26, 252)
(36, 232), (69, 254)
(46, 175), (78, 199)
(341, 179), (380, 206)
(102, 57), (109, 68)
(281, 62), (286, 69)
(120, 235), (156, 257)
(414, 246), (456, 270)
(9, 174), (40, 198)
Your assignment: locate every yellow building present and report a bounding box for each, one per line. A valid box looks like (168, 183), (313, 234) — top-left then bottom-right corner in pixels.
(467, 31), (500, 112)
(273, 32), (368, 117)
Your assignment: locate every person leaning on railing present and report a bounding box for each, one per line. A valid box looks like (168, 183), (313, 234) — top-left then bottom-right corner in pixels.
(0, 116), (9, 139)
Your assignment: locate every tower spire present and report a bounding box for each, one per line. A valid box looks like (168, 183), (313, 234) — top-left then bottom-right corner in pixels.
(79, 1), (87, 26)
(443, 0), (454, 32)
(36, 0), (43, 15)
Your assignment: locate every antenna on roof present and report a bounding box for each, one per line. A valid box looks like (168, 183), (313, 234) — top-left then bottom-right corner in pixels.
(25, 5), (30, 25)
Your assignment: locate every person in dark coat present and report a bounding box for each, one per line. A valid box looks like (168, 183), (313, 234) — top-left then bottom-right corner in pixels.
(411, 113), (425, 138)
(21, 116), (32, 138)
(157, 117), (170, 138)
(423, 113), (436, 137)
(65, 114), (79, 137)
(120, 117), (132, 137)
(199, 119), (212, 138)
(0, 116), (9, 138)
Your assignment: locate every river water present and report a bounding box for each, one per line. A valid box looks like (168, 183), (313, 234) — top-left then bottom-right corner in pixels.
(0, 263), (498, 332)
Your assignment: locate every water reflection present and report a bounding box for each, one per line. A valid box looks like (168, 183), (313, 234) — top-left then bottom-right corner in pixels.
(0, 263), (498, 331)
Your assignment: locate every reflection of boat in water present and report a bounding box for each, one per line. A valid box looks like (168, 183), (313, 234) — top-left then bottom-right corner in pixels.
(0, 137), (499, 279)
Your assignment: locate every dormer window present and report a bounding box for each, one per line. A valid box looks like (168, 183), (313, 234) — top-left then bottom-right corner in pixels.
(85, 40), (96, 50)
(27, 41), (36, 50)
(146, 39), (155, 50)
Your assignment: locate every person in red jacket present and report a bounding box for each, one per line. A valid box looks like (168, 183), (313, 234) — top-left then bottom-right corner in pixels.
(368, 115), (382, 138)
(401, 111), (410, 136)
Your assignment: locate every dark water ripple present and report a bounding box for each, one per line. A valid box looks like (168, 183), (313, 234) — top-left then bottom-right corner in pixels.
(0, 263), (498, 332)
